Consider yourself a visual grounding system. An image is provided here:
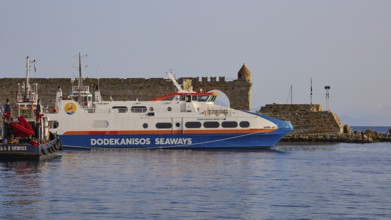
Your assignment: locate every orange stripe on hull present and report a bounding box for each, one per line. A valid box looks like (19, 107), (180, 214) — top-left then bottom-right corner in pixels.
(63, 128), (277, 135)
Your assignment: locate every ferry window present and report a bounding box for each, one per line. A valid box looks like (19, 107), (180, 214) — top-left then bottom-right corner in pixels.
(49, 120), (59, 129)
(204, 121), (219, 128)
(185, 121), (202, 128)
(186, 95), (191, 102)
(93, 120), (109, 128)
(20, 109), (33, 119)
(156, 122), (172, 129)
(149, 107), (154, 112)
(198, 96), (209, 102)
(222, 121), (238, 128)
(240, 121), (250, 128)
(192, 96), (198, 101)
(112, 106), (128, 113)
(167, 107), (172, 111)
(131, 106), (147, 113)
(180, 95), (186, 101)
(175, 122), (180, 127)
(143, 123), (148, 129)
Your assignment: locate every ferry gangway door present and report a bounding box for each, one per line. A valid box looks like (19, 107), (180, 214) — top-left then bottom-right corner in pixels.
(171, 117), (183, 135)
(185, 95), (192, 112)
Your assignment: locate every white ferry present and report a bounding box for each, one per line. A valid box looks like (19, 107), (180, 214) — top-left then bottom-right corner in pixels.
(46, 56), (293, 150)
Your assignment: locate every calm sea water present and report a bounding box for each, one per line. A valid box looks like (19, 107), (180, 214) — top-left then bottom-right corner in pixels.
(1, 143), (391, 220)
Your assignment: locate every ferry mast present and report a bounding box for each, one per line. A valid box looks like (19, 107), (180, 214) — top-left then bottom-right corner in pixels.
(24, 56), (36, 101)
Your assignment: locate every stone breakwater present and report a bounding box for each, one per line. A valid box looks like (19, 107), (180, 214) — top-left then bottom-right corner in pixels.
(259, 104), (391, 143)
(283, 127), (391, 143)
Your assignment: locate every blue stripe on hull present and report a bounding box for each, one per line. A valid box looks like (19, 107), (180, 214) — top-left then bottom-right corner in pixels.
(60, 129), (291, 150)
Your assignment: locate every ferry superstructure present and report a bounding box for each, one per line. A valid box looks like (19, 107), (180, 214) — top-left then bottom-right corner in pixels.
(46, 56), (293, 149)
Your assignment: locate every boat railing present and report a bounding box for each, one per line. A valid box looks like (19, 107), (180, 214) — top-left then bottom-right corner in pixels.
(17, 83), (39, 102)
(72, 86), (90, 92)
(205, 109), (230, 116)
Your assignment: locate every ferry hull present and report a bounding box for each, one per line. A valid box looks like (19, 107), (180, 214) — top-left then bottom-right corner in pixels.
(59, 129), (291, 150)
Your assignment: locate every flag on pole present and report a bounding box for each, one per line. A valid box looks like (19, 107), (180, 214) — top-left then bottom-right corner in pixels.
(310, 78), (313, 105)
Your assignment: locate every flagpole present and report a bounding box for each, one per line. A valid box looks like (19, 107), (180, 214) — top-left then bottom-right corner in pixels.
(290, 85), (293, 104)
(310, 78), (313, 106)
(25, 56), (30, 97)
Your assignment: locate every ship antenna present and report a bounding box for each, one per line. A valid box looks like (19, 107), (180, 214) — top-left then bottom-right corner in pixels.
(78, 53), (82, 88)
(77, 53), (88, 89)
(167, 70), (183, 92)
(74, 52), (88, 89)
(25, 56), (30, 98)
(25, 56), (36, 100)
(75, 52), (87, 104)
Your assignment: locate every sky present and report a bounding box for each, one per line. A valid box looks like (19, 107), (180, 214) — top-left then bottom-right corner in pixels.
(1, 0), (390, 126)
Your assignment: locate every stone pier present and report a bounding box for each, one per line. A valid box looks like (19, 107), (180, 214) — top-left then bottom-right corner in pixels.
(259, 104), (343, 134)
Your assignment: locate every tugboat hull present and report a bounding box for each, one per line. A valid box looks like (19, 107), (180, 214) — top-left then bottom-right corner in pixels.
(0, 138), (62, 160)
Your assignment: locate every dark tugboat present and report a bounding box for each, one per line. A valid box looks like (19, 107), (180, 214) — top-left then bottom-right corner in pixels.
(0, 56), (62, 160)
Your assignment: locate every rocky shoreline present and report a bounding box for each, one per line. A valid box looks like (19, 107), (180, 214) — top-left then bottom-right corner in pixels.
(282, 125), (391, 143)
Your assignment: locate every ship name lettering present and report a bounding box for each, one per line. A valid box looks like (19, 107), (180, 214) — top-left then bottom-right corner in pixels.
(155, 138), (192, 145)
(11, 146), (27, 151)
(91, 138), (151, 146)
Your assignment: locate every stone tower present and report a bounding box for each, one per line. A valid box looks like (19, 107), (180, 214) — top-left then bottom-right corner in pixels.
(236, 63), (252, 110)
(237, 63), (252, 82)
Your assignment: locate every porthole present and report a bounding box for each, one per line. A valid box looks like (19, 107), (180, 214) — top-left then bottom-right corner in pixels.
(222, 121), (238, 128)
(204, 121), (219, 128)
(143, 123), (148, 129)
(156, 122), (172, 129)
(167, 107), (172, 111)
(149, 107), (154, 112)
(131, 106), (147, 113)
(176, 122), (180, 127)
(112, 106), (128, 113)
(92, 120), (109, 128)
(49, 120), (59, 129)
(240, 121), (250, 128)
(185, 121), (202, 128)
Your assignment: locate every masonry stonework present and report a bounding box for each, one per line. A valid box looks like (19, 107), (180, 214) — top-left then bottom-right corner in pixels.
(259, 104), (344, 134)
